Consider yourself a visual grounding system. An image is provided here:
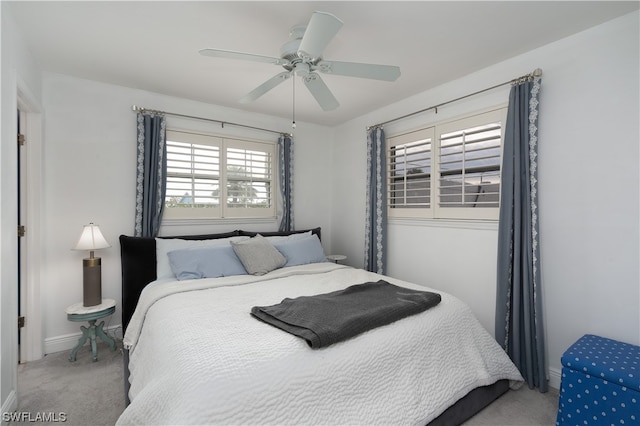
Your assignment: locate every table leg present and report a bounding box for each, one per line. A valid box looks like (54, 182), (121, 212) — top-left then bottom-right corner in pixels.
(69, 324), (89, 362)
(95, 320), (116, 352)
(69, 318), (117, 362)
(88, 320), (98, 362)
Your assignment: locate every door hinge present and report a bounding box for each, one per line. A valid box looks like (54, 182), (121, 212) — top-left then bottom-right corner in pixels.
(17, 133), (25, 146)
(18, 316), (25, 328)
(18, 225), (26, 238)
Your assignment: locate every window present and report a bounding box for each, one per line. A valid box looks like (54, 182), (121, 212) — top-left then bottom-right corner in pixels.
(164, 130), (275, 220)
(387, 107), (506, 220)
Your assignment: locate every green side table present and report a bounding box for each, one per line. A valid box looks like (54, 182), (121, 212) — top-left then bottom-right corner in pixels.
(66, 298), (117, 362)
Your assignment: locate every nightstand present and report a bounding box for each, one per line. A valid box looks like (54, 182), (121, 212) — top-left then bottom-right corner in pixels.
(66, 298), (117, 362)
(326, 254), (347, 264)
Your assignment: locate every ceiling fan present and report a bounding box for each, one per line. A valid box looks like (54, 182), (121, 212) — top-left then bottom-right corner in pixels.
(199, 11), (401, 112)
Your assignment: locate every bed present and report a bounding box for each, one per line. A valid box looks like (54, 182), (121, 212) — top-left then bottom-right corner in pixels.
(117, 228), (523, 425)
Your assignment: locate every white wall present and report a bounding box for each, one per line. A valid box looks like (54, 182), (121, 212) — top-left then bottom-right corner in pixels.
(39, 73), (334, 353)
(0, 2), (43, 416)
(331, 11), (639, 389)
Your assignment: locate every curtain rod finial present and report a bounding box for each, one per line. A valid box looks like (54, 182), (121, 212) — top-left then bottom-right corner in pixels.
(533, 68), (543, 77)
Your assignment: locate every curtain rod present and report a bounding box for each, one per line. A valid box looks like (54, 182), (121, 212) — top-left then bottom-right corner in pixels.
(367, 68), (542, 130)
(131, 105), (291, 137)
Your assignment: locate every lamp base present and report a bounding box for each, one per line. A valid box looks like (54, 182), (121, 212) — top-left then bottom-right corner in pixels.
(83, 257), (102, 307)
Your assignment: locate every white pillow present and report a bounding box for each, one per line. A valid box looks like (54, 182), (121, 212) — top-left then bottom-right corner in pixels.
(156, 236), (249, 280)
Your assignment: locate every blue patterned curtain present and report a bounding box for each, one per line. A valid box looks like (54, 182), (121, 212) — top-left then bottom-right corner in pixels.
(278, 134), (294, 232)
(364, 127), (387, 274)
(135, 113), (166, 237)
(495, 75), (547, 392)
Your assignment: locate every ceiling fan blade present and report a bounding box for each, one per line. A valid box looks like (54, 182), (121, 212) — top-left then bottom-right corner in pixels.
(199, 48), (290, 66)
(239, 71), (292, 103)
(297, 11), (343, 62)
(303, 73), (339, 111)
(316, 60), (401, 81)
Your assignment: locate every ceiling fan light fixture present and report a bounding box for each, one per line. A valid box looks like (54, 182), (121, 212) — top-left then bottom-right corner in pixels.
(294, 62), (310, 77)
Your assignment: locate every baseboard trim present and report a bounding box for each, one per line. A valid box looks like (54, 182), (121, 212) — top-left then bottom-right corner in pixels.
(548, 367), (561, 390)
(1, 390), (18, 426)
(44, 325), (122, 355)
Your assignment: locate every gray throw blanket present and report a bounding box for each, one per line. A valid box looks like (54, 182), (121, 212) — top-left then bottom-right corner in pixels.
(251, 280), (441, 349)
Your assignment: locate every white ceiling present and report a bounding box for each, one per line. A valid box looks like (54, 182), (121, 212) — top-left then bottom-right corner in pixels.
(8, 1), (639, 126)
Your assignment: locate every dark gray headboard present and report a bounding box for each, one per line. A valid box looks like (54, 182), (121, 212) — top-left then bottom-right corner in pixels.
(119, 228), (321, 330)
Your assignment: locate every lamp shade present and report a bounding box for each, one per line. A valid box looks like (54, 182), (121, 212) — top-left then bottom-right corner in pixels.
(74, 223), (110, 251)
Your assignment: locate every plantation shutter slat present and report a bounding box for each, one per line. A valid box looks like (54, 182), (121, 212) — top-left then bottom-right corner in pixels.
(438, 121), (502, 209)
(226, 146), (272, 209)
(166, 140), (220, 208)
(388, 130), (433, 211)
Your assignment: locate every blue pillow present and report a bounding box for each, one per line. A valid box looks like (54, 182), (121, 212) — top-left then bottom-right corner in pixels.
(167, 244), (247, 281)
(272, 235), (328, 267)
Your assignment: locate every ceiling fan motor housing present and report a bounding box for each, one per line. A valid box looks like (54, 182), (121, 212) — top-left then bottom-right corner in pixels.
(280, 38), (303, 68)
(280, 25), (314, 70)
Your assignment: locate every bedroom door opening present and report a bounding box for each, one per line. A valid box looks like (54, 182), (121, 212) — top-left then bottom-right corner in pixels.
(16, 89), (44, 363)
(18, 108), (25, 363)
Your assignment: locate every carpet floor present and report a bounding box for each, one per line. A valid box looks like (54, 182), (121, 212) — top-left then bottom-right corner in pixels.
(13, 340), (559, 425)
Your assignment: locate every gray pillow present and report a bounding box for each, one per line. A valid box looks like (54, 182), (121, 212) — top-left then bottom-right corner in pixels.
(230, 234), (286, 275)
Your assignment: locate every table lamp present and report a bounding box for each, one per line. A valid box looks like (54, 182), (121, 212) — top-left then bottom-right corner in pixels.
(73, 223), (110, 307)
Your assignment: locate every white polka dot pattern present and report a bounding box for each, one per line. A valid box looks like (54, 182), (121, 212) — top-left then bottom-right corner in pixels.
(556, 334), (639, 426)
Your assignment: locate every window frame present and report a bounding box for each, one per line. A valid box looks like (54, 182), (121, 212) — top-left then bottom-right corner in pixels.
(163, 129), (276, 221)
(387, 105), (507, 221)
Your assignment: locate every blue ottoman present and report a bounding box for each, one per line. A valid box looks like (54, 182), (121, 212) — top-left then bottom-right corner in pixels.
(556, 334), (639, 426)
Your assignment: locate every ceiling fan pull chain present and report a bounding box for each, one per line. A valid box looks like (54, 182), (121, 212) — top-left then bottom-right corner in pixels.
(292, 76), (296, 129)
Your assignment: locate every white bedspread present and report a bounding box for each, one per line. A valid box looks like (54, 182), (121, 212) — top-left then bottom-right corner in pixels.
(118, 263), (523, 425)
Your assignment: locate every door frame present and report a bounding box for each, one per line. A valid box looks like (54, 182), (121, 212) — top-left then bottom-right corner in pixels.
(17, 82), (43, 362)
